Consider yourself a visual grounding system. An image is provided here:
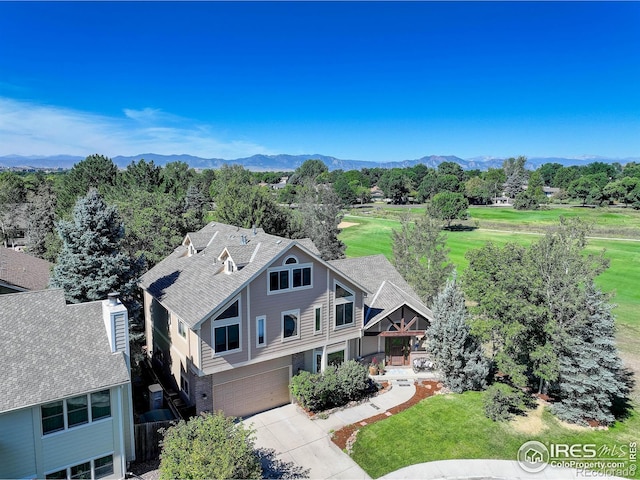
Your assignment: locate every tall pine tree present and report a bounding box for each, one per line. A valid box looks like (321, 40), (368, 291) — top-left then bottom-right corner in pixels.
(50, 190), (141, 316)
(427, 275), (488, 393)
(553, 283), (630, 425)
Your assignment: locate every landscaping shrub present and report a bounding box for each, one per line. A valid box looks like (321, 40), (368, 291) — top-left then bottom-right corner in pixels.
(290, 361), (372, 412)
(483, 383), (531, 421)
(159, 411), (262, 480)
(336, 360), (370, 401)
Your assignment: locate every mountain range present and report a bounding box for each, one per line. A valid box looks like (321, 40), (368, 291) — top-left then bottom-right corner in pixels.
(1, 153), (638, 172)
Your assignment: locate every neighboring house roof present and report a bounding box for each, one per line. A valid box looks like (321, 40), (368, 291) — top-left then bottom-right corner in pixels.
(140, 222), (328, 329)
(0, 247), (52, 291)
(0, 289), (130, 413)
(329, 254), (434, 327)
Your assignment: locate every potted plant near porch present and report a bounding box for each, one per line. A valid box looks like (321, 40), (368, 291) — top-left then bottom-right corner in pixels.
(378, 360), (386, 375)
(369, 357), (379, 375)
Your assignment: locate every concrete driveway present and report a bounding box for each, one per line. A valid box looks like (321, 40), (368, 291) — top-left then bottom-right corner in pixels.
(246, 403), (370, 479)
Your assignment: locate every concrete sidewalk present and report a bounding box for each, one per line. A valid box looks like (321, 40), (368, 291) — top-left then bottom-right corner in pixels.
(312, 378), (417, 431)
(381, 459), (627, 479)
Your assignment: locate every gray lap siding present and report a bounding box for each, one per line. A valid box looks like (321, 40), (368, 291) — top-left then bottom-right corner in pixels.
(200, 251), (364, 374)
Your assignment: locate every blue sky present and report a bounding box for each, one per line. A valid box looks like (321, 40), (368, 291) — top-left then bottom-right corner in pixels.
(1, 1), (639, 162)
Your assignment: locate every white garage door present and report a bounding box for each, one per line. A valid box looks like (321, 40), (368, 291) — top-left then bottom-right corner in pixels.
(213, 366), (291, 418)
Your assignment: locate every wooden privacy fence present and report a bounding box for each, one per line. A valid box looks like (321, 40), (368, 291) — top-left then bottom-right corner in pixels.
(134, 420), (174, 461)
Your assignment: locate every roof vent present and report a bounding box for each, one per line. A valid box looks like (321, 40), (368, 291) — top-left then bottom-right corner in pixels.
(240, 235), (247, 245)
(252, 224), (257, 236)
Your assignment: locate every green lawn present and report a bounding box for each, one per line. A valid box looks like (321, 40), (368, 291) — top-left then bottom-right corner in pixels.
(351, 391), (639, 479)
(342, 210), (640, 479)
(340, 214), (640, 328)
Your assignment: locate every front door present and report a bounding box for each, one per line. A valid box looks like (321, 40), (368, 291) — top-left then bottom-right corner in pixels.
(387, 337), (410, 366)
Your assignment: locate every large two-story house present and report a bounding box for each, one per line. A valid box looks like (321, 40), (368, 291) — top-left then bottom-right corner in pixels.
(0, 290), (135, 479)
(140, 222), (433, 418)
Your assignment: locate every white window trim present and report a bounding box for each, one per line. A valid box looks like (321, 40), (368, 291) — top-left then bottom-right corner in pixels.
(313, 305), (322, 335)
(211, 296), (242, 356)
(281, 309), (301, 342)
(256, 315), (266, 348)
(267, 262), (313, 295)
(283, 255), (299, 265)
(334, 280), (355, 329)
(177, 319), (187, 341)
(41, 390), (112, 437)
(44, 452), (115, 480)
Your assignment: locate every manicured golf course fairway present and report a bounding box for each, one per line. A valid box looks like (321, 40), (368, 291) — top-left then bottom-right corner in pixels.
(339, 210), (639, 329)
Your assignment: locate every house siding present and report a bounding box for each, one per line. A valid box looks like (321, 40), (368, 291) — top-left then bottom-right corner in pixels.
(0, 387), (128, 479)
(199, 247), (364, 375)
(0, 408), (37, 478)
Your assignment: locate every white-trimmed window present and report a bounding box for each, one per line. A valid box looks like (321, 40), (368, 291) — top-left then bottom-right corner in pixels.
(45, 454), (114, 479)
(282, 309), (300, 341)
(268, 257), (312, 294)
(178, 319), (187, 339)
(328, 349), (345, 367)
(41, 390), (111, 435)
(314, 305), (322, 334)
(213, 299), (241, 355)
(334, 282), (355, 327)
(256, 315), (266, 347)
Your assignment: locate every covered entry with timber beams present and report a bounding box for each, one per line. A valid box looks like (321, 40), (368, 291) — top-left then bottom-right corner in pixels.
(328, 255), (435, 366)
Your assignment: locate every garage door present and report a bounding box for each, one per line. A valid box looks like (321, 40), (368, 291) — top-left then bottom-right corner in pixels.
(213, 366), (291, 418)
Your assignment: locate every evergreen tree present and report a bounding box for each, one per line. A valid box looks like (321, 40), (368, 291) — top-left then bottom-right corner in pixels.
(26, 180), (57, 259)
(392, 213), (453, 306)
(553, 283), (630, 425)
(427, 275), (488, 392)
(502, 156), (529, 199)
(57, 154), (118, 215)
(297, 184), (345, 261)
(50, 190), (141, 317)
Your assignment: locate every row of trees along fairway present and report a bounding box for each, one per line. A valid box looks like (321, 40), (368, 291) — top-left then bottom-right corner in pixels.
(390, 210), (631, 426)
(462, 218), (630, 425)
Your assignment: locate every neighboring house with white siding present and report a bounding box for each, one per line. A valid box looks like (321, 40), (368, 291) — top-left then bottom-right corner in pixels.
(0, 289), (135, 479)
(141, 222), (433, 419)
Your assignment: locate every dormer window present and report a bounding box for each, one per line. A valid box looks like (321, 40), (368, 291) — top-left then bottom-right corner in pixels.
(224, 259), (235, 274)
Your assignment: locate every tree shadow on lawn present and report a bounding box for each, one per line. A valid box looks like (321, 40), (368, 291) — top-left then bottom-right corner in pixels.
(257, 447), (311, 479)
(444, 224), (478, 232)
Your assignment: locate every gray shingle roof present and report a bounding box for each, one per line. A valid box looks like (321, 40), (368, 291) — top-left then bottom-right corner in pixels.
(0, 289), (130, 413)
(329, 254), (434, 327)
(139, 222), (321, 328)
(0, 247), (52, 291)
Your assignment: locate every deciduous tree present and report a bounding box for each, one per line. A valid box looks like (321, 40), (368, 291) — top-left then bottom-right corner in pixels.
(428, 191), (468, 227)
(297, 184), (345, 260)
(392, 213), (453, 306)
(159, 411), (262, 480)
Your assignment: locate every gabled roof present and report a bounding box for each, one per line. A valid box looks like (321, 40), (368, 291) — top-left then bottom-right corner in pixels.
(329, 254), (434, 328)
(140, 222), (335, 328)
(0, 289), (130, 413)
(0, 247), (52, 291)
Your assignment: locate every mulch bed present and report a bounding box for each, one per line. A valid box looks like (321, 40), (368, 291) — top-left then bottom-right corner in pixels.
(331, 380), (442, 451)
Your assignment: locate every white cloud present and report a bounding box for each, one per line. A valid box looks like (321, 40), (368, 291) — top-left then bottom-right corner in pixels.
(0, 97), (271, 159)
